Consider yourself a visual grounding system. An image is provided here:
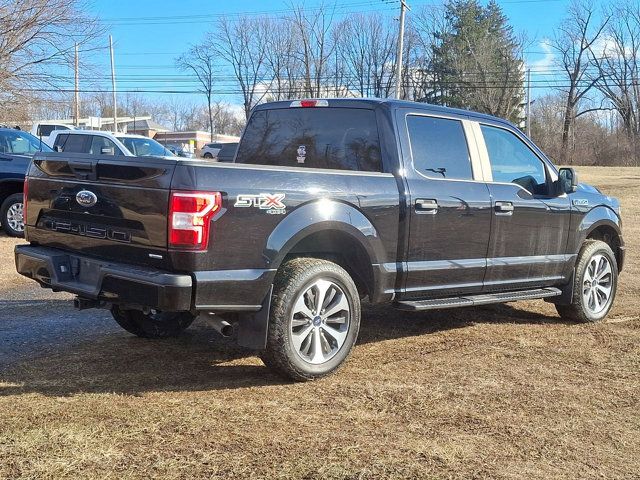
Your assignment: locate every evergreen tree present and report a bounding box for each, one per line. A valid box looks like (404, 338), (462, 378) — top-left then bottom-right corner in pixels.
(430, 0), (524, 123)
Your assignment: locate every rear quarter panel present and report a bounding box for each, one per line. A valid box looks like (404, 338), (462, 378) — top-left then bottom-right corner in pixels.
(169, 162), (400, 274)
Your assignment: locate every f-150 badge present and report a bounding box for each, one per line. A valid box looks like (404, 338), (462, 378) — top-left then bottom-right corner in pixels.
(235, 193), (286, 215)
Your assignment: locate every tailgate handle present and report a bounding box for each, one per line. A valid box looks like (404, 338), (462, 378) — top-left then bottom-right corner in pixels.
(68, 161), (97, 180)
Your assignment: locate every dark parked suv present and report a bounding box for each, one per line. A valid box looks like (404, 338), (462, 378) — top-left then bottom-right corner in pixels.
(0, 127), (52, 236)
(16, 99), (624, 380)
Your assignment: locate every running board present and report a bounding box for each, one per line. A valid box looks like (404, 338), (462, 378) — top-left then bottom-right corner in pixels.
(394, 287), (562, 311)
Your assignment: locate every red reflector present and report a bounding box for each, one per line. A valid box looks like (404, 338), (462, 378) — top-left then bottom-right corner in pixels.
(170, 228), (200, 247)
(169, 191), (221, 250)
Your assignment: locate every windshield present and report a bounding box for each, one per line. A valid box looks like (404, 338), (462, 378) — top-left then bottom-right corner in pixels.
(0, 130), (53, 155)
(119, 137), (173, 157)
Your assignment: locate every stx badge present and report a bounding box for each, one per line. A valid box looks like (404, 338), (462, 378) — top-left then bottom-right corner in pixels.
(235, 193), (286, 215)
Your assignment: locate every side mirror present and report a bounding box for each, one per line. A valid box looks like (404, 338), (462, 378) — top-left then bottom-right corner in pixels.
(101, 147), (115, 155)
(558, 167), (578, 194)
(54, 145), (63, 152)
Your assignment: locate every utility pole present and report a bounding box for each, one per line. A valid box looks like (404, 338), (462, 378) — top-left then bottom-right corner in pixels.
(109, 35), (118, 133)
(394, 0), (408, 100)
(526, 67), (531, 137)
(74, 43), (79, 127)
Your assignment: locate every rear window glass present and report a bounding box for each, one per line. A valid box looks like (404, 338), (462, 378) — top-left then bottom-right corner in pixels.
(407, 115), (472, 180)
(236, 108), (382, 172)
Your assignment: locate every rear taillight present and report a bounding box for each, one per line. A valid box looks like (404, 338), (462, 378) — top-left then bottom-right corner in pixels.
(169, 191), (221, 250)
(23, 177), (28, 227)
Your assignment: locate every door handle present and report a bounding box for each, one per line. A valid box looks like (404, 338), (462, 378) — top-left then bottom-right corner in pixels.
(416, 198), (438, 213)
(495, 201), (514, 214)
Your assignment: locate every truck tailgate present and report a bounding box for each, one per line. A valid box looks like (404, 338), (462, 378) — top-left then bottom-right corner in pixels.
(25, 153), (179, 268)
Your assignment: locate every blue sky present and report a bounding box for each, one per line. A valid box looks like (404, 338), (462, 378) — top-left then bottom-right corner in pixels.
(82, 0), (573, 107)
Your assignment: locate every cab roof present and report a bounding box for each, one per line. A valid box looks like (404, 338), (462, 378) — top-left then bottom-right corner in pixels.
(253, 98), (512, 127)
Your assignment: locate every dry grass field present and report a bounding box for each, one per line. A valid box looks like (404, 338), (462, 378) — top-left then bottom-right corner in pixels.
(0, 166), (638, 479)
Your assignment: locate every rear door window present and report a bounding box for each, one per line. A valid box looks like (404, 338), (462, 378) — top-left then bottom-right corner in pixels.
(236, 108), (382, 172)
(55, 134), (89, 153)
(407, 115), (472, 180)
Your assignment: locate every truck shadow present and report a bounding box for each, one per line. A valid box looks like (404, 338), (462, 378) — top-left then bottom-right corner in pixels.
(0, 301), (567, 397)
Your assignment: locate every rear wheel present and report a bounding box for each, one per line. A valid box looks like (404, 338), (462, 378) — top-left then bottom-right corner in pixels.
(260, 258), (361, 381)
(111, 306), (195, 338)
(556, 240), (618, 323)
(1, 193), (25, 237)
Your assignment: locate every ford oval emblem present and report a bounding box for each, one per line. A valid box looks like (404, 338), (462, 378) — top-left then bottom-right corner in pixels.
(76, 190), (98, 208)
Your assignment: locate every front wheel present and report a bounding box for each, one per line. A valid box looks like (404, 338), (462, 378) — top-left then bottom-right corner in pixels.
(260, 258), (361, 381)
(1, 193), (25, 237)
(556, 240), (618, 323)
(203, 152), (213, 159)
(111, 306), (195, 338)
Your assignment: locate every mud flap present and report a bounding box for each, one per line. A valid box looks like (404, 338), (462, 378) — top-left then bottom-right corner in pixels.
(237, 285), (273, 350)
(545, 269), (575, 305)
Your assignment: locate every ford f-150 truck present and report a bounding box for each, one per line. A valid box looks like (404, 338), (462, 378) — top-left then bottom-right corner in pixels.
(15, 99), (625, 381)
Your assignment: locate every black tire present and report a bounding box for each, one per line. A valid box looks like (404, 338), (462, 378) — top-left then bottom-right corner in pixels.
(259, 258), (361, 381)
(111, 306), (195, 338)
(203, 152), (213, 158)
(1, 193), (25, 237)
(556, 240), (618, 323)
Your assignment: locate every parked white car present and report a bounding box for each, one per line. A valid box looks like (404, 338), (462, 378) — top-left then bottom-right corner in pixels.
(200, 142), (225, 158)
(48, 130), (174, 157)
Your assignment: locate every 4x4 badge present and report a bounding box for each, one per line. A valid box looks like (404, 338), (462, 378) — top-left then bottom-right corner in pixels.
(235, 193), (286, 215)
(573, 198), (589, 206)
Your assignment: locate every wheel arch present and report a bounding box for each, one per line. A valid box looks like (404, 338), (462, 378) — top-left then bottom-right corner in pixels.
(578, 205), (623, 272)
(585, 221), (623, 272)
(264, 199), (391, 301)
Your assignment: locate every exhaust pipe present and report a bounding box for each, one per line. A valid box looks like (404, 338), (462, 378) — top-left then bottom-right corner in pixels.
(205, 314), (234, 337)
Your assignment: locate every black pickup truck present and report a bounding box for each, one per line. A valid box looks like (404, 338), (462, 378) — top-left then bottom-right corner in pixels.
(15, 99), (625, 380)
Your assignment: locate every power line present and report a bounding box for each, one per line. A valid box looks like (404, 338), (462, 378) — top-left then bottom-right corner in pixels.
(11, 80), (640, 96)
(101, 1), (397, 26)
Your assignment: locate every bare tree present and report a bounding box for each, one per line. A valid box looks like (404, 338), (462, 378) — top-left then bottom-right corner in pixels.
(263, 19), (303, 101)
(338, 13), (396, 98)
(177, 43), (217, 138)
(551, 0), (610, 163)
(0, 0), (101, 121)
(213, 16), (270, 119)
(590, 1), (640, 163)
(289, 3), (338, 98)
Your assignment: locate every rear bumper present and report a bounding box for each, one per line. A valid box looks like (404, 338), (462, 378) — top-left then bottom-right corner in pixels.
(15, 245), (193, 311)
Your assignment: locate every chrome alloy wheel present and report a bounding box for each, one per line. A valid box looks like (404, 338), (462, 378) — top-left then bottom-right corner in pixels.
(582, 254), (613, 315)
(290, 278), (351, 365)
(6, 202), (24, 233)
